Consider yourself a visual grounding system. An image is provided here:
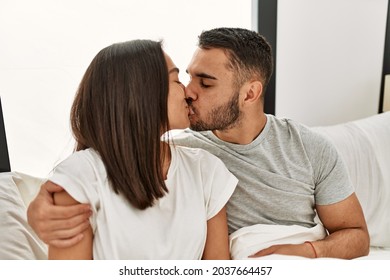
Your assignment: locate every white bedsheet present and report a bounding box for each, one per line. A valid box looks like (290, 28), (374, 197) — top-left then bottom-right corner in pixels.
(230, 224), (326, 260)
(229, 223), (390, 260)
(358, 247), (390, 260)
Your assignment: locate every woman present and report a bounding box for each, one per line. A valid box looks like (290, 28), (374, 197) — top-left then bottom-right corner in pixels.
(46, 39), (237, 259)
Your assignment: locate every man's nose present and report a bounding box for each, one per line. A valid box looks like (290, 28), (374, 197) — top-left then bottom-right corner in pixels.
(185, 82), (197, 100)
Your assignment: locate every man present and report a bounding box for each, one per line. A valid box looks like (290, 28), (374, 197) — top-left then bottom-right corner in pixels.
(27, 27), (369, 259)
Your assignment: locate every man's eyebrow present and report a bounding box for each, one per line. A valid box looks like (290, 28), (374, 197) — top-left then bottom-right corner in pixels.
(185, 70), (217, 80)
(169, 67), (180, 74)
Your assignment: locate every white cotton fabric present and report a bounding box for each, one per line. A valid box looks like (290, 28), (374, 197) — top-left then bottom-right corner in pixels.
(0, 172), (47, 259)
(49, 145), (238, 260)
(229, 223), (327, 259)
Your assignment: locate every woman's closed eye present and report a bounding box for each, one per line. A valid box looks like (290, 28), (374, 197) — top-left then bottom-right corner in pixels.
(175, 81), (185, 91)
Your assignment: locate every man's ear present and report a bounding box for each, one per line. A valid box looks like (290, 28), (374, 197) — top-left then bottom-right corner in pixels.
(243, 81), (263, 103)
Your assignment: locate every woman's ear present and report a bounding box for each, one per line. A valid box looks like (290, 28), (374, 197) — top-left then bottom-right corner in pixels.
(243, 81), (263, 103)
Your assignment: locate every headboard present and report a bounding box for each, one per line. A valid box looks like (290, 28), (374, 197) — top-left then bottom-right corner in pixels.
(0, 97), (11, 172)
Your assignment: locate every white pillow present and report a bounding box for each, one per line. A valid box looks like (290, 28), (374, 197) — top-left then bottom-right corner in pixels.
(0, 172), (47, 259)
(312, 112), (390, 248)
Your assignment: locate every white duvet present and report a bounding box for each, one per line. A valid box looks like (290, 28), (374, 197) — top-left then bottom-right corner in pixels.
(229, 223), (390, 260)
(230, 223), (327, 260)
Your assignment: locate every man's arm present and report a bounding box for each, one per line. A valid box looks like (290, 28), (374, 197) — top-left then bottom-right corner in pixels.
(313, 192), (370, 258)
(250, 193), (370, 259)
(27, 181), (92, 248)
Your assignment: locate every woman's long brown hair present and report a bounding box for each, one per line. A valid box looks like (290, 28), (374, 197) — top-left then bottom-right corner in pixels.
(70, 40), (169, 210)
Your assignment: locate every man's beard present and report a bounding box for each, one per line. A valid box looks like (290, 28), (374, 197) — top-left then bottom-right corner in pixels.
(190, 91), (240, 131)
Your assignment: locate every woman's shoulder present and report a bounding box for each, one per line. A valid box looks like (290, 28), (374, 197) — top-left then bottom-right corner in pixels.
(171, 145), (234, 183)
(172, 145), (222, 163)
(54, 148), (104, 176)
(64, 148), (101, 163)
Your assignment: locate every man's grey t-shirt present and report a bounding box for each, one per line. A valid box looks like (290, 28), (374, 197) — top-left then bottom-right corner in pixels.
(172, 114), (353, 234)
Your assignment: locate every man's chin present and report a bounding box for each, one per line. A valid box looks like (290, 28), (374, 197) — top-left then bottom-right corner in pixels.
(189, 123), (208, 132)
(190, 122), (204, 131)
(189, 125), (200, 131)
(189, 115), (215, 131)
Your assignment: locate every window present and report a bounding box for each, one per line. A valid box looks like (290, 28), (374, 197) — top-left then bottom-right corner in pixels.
(0, 0), (252, 177)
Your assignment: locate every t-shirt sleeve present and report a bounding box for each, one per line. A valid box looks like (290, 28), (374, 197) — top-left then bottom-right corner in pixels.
(199, 151), (238, 220)
(303, 128), (354, 205)
(49, 151), (100, 231)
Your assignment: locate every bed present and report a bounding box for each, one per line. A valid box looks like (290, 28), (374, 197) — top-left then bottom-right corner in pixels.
(1, 112), (389, 259)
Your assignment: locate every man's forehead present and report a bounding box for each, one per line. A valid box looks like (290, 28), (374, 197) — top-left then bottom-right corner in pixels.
(187, 48), (230, 74)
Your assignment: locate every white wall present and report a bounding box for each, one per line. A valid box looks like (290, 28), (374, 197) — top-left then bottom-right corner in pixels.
(276, 0), (388, 126)
(1, 0), (388, 177)
(0, 0), (252, 177)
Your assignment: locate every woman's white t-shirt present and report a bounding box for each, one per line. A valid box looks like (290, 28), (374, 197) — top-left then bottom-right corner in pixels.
(49, 145), (238, 259)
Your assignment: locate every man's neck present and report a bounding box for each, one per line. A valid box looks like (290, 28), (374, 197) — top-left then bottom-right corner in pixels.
(212, 113), (267, 145)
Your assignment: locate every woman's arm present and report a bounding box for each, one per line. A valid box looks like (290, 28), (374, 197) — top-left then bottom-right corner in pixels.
(46, 181), (93, 260)
(27, 182), (91, 247)
(202, 206), (230, 260)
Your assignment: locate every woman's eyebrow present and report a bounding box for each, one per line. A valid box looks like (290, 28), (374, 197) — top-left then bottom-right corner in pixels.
(169, 67), (180, 74)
